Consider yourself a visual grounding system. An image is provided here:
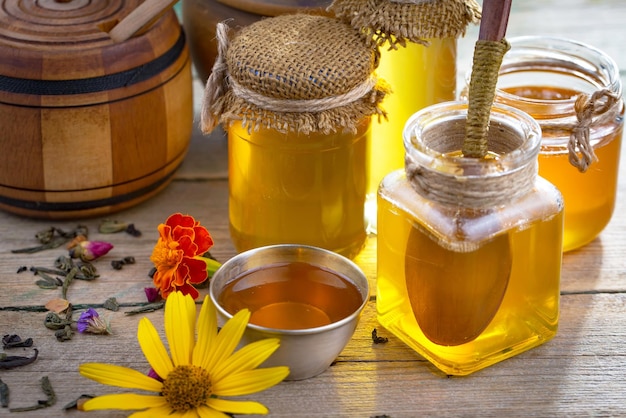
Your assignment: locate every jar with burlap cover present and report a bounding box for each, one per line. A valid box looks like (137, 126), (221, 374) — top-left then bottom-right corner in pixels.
(201, 13), (388, 134)
(328, 0), (481, 48)
(200, 13), (388, 259)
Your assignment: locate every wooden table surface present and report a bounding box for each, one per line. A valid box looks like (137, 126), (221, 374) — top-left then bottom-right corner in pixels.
(2, 1), (626, 416)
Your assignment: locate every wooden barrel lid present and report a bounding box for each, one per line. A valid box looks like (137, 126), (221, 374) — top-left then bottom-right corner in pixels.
(0, 0), (143, 47)
(0, 0), (178, 79)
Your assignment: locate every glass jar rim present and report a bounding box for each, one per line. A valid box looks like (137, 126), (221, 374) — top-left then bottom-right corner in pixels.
(403, 101), (541, 177)
(471, 36), (622, 114)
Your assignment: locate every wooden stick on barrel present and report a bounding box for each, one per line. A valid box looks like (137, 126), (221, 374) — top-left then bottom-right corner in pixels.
(105, 0), (179, 43)
(463, 0), (513, 157)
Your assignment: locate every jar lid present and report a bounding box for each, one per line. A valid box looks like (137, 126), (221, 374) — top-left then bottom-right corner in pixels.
(329, 0), (481, 47)
(202, 13), (389, 134)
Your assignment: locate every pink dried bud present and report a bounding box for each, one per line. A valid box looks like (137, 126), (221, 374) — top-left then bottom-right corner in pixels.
(69, 240), (113, 261)
(144, 287), (162, 303)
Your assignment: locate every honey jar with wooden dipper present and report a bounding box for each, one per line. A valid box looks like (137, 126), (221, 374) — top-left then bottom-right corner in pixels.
(376, 0), (564, 375)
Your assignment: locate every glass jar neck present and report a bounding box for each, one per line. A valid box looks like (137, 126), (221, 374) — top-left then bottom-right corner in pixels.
(403, 101), (541, 209)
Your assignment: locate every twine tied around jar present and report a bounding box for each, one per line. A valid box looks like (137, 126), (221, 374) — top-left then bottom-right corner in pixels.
(328, 0), (481, 48)
(463, 39), (510, 157)
(569, 88), (621, 172)
(200, 14), (389, 135)
(404, 117), (538, 209)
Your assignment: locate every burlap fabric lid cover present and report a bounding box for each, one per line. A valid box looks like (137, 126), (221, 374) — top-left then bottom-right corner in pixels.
(201, 14), (388, 135)
(329, 0), (481, 48)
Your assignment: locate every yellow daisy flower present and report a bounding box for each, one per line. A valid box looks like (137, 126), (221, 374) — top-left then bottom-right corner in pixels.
(79, 291), (289, 417)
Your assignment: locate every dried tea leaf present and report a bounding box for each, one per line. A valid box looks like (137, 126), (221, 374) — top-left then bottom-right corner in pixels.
(103, 298), (119, 311)
(63, 394), (95, 410)
(2, 334), (33, 349)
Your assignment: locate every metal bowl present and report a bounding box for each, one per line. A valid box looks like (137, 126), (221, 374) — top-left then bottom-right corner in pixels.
(210, 244), (369, 380)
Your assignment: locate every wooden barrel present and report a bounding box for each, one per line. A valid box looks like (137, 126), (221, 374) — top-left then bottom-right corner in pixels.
(0, 0), (193, 219)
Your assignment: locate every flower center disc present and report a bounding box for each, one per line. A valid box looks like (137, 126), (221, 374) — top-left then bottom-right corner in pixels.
(162, 365), (212, 412)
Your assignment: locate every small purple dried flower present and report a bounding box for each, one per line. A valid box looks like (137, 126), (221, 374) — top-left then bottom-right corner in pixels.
(69, 240), (114, 261)
(77, 308), (112, 335)
(144, 287), (162, 303)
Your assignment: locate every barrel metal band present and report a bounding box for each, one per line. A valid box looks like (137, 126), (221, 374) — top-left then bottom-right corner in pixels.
(0, 30), (186, 96)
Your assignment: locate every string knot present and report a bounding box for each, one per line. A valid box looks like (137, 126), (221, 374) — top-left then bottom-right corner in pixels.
(568, 89), (620, 172)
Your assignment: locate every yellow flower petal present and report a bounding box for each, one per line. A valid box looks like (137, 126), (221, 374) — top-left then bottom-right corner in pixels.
(213, 367), (290, 397)
(82, 393), (167, 411)
(79, 363), (163, 392)
(197, 405), (232, 418)
(138, 317), (173, 379)
(193, 296), (218, 368)
(206, 398), (269, 415)
(165, 292), (196, 366)
(212, 338), (281, 383)
(205, 309), (251, 372)
(129, 404), (179, 417)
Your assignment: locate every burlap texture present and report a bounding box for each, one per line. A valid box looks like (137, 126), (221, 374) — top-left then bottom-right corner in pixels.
(328, 0), (481, 48)
(201, 14), (389, 135)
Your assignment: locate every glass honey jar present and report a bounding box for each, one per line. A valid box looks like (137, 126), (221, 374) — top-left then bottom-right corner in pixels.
(377, 101), (564, 376)
(328, 0), (481, 232)
(227, 119), (370, 259)
(473, 36), (624, 252)
(201, 14), (388, 259)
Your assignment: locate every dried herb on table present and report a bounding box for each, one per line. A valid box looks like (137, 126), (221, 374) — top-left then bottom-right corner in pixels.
(44, 312), (72, 330)
(124, 301), (165, 315)
(63, 394), (95, 410)
(371, 328), (389, 344)
(9, 376), (56, 412)
(55, 326), (73, 342)
(11, 235), (68, 254)
(99, 219), (142, 236)
(2, 334), (33, 349)
(0, 349), (38, 369)
(103, 297), (119, 311)
(11, 225), (87, 254)
(111, 256), (136, 270)
(0, 379), (8, 408)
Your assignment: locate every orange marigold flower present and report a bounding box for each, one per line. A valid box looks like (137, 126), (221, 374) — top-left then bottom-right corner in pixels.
(150, 213), (214, 299)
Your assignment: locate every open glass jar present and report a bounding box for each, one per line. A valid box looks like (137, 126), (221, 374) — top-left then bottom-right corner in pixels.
(466, 36), (624, 252)
(377, 101), (564, 375)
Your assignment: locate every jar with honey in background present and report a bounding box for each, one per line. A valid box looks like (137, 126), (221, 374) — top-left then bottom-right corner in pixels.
(201, 14), (388, 259)
(377, 101), (564, 376)
(329, 0), (481, 232)
(464, 36), (624, 252)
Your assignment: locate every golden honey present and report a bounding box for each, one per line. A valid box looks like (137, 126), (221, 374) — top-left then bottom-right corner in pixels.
(217, 261), (363, 330)
(377, 176), (563, 375)
(377, 102), (564, 375)
(366, 39), (457, 229)
(228, 120), (369, 259)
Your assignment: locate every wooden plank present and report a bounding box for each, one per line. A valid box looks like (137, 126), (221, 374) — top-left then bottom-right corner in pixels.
(1, 1), (626, 416)
(0, 293), (624, 416)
